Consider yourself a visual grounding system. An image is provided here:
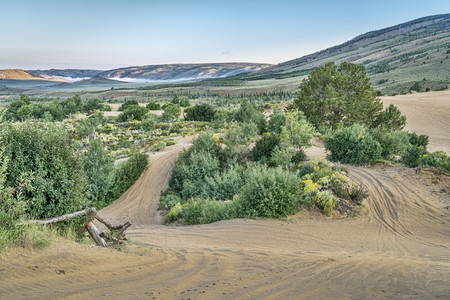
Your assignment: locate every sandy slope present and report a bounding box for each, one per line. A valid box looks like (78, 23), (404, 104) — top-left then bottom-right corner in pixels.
(1, 92), (450, 299)
(380, 89), (450, 154)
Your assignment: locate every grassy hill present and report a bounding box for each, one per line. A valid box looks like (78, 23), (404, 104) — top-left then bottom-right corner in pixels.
(0, 69), (44, 80)
(243, 14), (450, 95)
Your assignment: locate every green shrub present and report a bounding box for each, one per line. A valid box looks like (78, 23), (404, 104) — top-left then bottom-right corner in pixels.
(252, 133), (280, 163)
(419, 151), (450, 173)
(268, 109), (286, 134)
(152, 141), (166, 152)
(184, 104), (216, 122)
(118, 100), (139, 111)
(117, 105), (149, 122)
(324, 124), (382, 164)
(408, 132), (429, 149)
(2, 122), (85, 219)
(375, 130), (411, 158)
(84, 138), (115, 207)
(110, 152), (148, 199)
(402, 145), (425, 168)
(236, 165), (304, 218)
(165, 198), (238, 225)
(146, 101), (161, 110)
(169, 151), (221, 195)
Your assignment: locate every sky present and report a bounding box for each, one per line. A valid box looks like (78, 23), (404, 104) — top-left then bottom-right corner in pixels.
(0, 0), (449, 70)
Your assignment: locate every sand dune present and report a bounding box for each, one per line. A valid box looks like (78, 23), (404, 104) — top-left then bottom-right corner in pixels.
(1, 92), (449, 299)
(380, 89), (450, 154)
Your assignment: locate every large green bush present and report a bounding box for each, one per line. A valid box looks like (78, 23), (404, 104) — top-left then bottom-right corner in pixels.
(235, 165), (304, 218)
(419, 151), (450, 173)
(252, 133), (280, 163)
(184, 104), (216, 122)
(117, 105), (149, 122)
(2, 122), (85, 219)
(324, 124), (382, 164)
(84, 138), (115, 207)
(110, 152), (148, 200)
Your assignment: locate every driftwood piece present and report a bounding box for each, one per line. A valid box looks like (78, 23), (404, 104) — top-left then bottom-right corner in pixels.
(19, 208), (90, 225)
(18, 207), (131, 247)
(86, 221), (107, 247)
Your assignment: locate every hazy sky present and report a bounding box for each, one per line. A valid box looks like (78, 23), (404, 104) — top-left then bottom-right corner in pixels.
(1, 0), (449, 70)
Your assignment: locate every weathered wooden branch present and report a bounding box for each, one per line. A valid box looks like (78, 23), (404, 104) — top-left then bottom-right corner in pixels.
(18, 207), (131, 248)
(19, 208), (90, 225)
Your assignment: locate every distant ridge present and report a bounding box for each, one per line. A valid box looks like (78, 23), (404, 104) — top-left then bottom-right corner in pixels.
(27, 63), (271, 82)
(0, 69), (44, 80)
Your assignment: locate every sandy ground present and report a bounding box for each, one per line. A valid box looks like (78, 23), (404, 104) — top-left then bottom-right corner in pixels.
(380, 89), (450, 153)
(1, 93), (450, 299)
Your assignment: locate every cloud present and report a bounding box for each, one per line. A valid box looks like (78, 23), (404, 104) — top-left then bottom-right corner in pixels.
(221, 50), (232, 55)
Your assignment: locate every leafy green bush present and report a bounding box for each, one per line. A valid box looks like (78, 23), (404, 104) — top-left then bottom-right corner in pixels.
(408, 132), (429, 149)
(146, 101), (161, 110)
(252, 133), (280, 162)
(375, 130), (411, 158)
(268, 108), (286, 134)
(235, 165), (304, 218)
(2, 122), (85, 219)
(324, 124), (382, 164)
(117, 105), (149, 122)
(84, 138), (115, 207)
(402, 145), (425, 167)
(169, 150), (221, 195)
(164, 198), (238, 225)
(118, 100), (139, 111)
(110, 152), (148, 200)
(418, 151), (450, 173)
(184, 104), (216, 122)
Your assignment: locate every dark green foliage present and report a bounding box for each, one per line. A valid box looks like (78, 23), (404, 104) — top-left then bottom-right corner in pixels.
(252, 133), (280, 163)
(324, 124), (382, 164)
(235, 99), (267, 133)
(290, 62), (383, 130)
(418, 151), (450, 173)
(117, 105), (149, 122)
(179, 98), (191, 107)
(409, 81), (422, 92)
(181, 198), (238, 225)
(110, 152), (148, 200)
(291, 149), (308, 164)
(408, 132), (429, 149)
(160, 103), (181, 123)
(402, 145), (424, 167)
(4, 95), (87, 121)
(268, 109), (286, 134)
(375, 130), (411, 158)
(372, 104), (406, 131)
(169, 151), (221, 196)
(146, 101), (161, 110)
(83, 98), (104, 115)
(2, 122), (85, 218)
(236, 165), (304, 218)
(84, 138), (115, 207)
(184, 104), (216, 122)
(118, 100), (139, 111)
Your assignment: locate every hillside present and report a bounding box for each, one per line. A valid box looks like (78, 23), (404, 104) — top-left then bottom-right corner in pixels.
(27, 63), (271, 82)
(245, 14), (450, 94)
(98, 63), (271, 81)
(0, 69), (44, 80)
(28, 69), (102, 80)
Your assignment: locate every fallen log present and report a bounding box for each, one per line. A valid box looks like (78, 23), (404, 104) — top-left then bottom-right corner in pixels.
(19, 208), (90, 225)
(18, 207), (131, 247)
